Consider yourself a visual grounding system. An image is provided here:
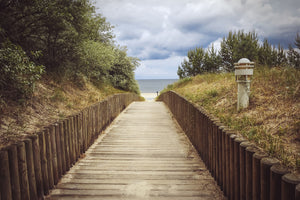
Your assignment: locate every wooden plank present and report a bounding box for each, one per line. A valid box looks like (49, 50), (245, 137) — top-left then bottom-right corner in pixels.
(47, 102), (224, 200)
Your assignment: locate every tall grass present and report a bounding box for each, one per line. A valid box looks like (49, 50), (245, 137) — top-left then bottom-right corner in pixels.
(165, 66), (300, 170)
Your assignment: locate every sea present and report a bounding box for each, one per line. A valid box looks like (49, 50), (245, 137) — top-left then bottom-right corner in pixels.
(137, 79), (178, 101)
(137, 79), (178, 93)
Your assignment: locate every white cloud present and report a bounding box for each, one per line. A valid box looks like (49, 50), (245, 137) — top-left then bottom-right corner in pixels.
(135, 55), (186, 79)
(95, 0), (300, 78)
(207, 37), (223, 53)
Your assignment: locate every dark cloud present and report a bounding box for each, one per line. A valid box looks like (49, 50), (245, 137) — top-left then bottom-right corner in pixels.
(95, 0), (300, 79)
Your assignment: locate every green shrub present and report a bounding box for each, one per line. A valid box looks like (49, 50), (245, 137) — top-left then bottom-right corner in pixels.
(50, 88), (66, 102)
(0, 41), (44, 99)
(206, 89), (218, 97)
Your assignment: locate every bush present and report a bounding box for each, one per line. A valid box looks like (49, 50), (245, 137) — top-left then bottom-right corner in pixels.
(0, 42), (44, 99)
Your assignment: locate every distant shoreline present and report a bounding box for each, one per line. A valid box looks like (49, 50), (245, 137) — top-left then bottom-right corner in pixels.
(141, 93), (158, 102)
(137, 79), (178, 93)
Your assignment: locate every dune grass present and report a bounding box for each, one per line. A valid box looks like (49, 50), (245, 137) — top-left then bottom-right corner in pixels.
(162, 66), (300, 171)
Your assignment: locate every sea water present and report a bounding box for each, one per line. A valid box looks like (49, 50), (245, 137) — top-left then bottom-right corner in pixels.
(137, 79), (178, 93)
(137, 79), (178, 101)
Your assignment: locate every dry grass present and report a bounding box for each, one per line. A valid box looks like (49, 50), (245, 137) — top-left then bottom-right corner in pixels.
(167, 66), (300, 171)
(0, 78), (124, 148)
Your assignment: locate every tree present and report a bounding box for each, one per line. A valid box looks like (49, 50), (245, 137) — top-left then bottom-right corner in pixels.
(258, 39), (273, 66)
(177, 59), (192, 79)
(287, 45), (300, 69)
(0, 0), (141, 97)
(109, 47), (140, 94)
(187, 47), (206, 75)
(220, 31), (259, 71)
(177, 47), (206, 78)
(295, 33), (300, 49)
(219, 31), (236, 71)
(76, 40), (115, 82)
(287, 33), (300, 69)
(204, 44), (222, 73)
(0, 0), (114, 72)
(0, 41), (44, 99)
(177, 46), (222, 79)
(274, 44), (287, 67)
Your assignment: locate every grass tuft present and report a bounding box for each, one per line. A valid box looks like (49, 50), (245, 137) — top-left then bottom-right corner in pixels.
(163, 66), (300, 171)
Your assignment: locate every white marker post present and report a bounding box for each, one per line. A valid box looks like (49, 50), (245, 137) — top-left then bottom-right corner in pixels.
(234, 58), (254, 111)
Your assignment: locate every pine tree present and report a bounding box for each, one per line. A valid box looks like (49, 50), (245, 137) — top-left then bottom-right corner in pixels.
(287, 33), (300, 69)
(295, 33), (300, 49)
(220, 30), (259, 71)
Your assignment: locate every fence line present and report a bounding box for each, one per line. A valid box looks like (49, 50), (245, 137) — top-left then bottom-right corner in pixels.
(0, 93), (139, 200)
(158, 91), (300, 200)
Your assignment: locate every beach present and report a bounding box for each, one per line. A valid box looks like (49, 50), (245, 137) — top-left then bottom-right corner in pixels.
(141, 93), (158, 102)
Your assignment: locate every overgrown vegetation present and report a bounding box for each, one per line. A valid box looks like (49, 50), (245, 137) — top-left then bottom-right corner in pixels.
(0, 0), (141, 146)
(0, 78), (125, 148)
(0, 0), (140, 105)
(164, 67), (300, 170)
(0, 41), (44, 99)
(178, 31), (300, 78)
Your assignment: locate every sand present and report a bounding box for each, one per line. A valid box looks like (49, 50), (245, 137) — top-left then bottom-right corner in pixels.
(141, 93), (158, 102)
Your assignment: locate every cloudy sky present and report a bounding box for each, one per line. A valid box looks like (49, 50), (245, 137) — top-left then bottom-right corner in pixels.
(95, 0), (300, 79)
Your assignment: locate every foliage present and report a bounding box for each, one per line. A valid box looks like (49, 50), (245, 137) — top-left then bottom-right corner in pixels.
(177, 45), (221, 78)
(169, 66), (299, 169)
(77, 40), (115, 81)
(204, 44), (222, 73)
(109, 48), (140, 94)
(287, 33), (300, 69)
(220, 30), (259, 71)
(258, 40), (287, 67)
(0, 0), (113, 70)
(177, 30), (300, 79)
(0, 41), (44, 99)
(0, 0), (140, 101)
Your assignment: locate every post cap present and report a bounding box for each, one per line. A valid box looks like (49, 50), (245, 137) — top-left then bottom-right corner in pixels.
(238, 58), (251, 64)
(234, 58), (255, 67)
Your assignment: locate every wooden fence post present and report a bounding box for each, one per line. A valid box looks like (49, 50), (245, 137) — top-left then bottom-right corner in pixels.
(78, 113), (83, 154)
(0, 149), (13, 200)
(49, 125), (58, 185)
(37, 132), (49, 195)
(63, 119), (70, 171)
(270, 164), (290, 200)
(239, 141), (252, 200)
(24, 139), (38, 200)
(44, 128), (54, 189)
(224, 130), (234, 199)
(216, 122), (223, 189)
(245, 146), (258, 200)
(260, 157), (279, 200)
(16, 141), (30, 200)
(229, 133), (237, 199)
(59, 121), (66, 174)
(70, 116), (76, 164)
(54, 123), (62, 179)
(252, 151), (268, 200)
(281, 173), (300, 200)
(74, 114), (79, 160)
(5, 144), (21, 200)
(28, 134), (44, 199)
(233, 137), (246, 200)
(296, 184), (300, 200)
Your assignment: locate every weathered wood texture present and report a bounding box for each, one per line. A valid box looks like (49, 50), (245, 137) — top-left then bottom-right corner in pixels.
(158, 91), (296, 200)
(0, 93), (139, 200)
(47, 102), (224, 200)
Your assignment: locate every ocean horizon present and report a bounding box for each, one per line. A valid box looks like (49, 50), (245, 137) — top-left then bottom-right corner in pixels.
(137, 79), (178, 93)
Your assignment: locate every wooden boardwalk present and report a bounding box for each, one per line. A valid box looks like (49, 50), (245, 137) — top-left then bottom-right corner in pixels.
(47, 102), (224, 200)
